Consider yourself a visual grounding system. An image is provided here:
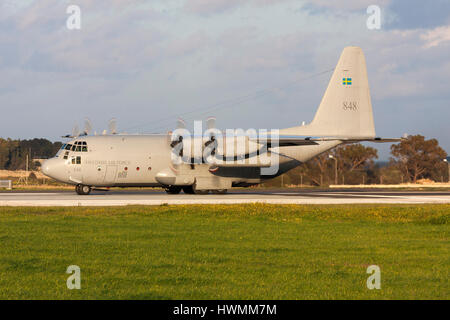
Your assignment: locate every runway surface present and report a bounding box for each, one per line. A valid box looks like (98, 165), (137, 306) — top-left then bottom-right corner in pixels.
(0, 189), (449, 206)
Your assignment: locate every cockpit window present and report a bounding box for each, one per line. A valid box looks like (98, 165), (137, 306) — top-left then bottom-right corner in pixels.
(64, 141), (88, 153)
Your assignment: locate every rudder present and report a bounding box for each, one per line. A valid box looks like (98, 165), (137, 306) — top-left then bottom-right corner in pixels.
(310, 46), (375, 138)
(280, 47), (376, 138)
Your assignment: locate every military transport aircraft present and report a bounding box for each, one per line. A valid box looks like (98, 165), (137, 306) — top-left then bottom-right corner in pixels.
(42, 47), (401, 195)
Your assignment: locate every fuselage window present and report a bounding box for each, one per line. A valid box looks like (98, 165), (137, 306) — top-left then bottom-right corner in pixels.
(63, 151), (69, 160)
(76, 156), (81, 164)
(71, 157), (76, 164)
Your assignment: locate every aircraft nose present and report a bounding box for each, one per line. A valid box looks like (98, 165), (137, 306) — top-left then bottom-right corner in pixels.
(41, 158), (66, 181)
(41, 159), (50, 176)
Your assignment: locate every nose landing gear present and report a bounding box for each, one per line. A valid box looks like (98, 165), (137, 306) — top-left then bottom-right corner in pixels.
(75, 184), (92, 195)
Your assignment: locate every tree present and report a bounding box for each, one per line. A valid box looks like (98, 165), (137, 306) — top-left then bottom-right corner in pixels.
(299, 152), (333, 186)
(0, 138), (62, 170)
(335, 144), (378, 171)
(390, 135), (447, 183)
(333, 144), (378, 184)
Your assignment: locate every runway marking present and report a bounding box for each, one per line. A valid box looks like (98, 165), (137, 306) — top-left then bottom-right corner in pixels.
(0, 193), (61, 196)
(314, 192), (407, 198)
(272, 192), (413, 199)
(0, 198), (449, 206)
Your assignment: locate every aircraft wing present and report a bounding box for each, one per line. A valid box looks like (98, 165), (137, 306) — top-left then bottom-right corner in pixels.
(252, 136), (404, 147)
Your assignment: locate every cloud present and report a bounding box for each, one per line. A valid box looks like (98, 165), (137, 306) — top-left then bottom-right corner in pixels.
(183, 0), (292, 16)
(305, 0), (391, 11)
(421, 26), (450, 48)
(184, 0), (242, 15)
(385, 0), (450, 30)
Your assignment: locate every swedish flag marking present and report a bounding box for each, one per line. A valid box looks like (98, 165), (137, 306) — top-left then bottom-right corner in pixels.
(342, 77), (352, 85)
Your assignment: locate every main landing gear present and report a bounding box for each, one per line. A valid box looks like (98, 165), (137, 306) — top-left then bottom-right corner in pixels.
(75, 184), (91, 195)
(165, 186), (182, 194)
(164, 186), (228, 195)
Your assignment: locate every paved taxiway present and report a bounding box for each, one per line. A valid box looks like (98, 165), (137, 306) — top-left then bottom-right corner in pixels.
(0, 189), (449, 206)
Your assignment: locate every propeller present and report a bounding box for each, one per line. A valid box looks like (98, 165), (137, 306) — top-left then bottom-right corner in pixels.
(206, 117), (216, 130)
(176, 118), (186, 130)
(80, 118), (92, 136)
(204, 117), (218, 158)
(108, 118), (117, 135)
(171, 118), (185, 157)
(69, 124), (79, 138)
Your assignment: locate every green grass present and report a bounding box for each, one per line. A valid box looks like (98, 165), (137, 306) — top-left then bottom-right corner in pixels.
(0, 204), (448, 300)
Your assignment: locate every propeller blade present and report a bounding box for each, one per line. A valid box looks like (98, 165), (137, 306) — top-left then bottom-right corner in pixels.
(176, 118), (186, 130)
(72, 124), (80, 138)
(206, 117), (216, 130)
(108, 118), (117, 135)
(83, 117), (93, 136)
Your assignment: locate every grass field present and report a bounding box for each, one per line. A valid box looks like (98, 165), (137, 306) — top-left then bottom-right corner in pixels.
(0, 204), (448, 300)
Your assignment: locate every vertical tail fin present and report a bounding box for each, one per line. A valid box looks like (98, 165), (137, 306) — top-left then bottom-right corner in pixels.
(281, 46), (376, 138)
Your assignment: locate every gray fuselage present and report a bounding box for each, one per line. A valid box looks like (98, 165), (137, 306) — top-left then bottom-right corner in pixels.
(41, 134), (341, 190)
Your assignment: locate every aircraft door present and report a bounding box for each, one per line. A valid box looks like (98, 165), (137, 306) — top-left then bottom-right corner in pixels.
(103, 165), (118, 184)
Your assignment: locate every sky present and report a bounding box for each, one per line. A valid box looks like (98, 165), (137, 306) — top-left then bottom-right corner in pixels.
(0, 0), (449, 159)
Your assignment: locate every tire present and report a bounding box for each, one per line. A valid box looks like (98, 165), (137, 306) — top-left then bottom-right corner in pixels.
(166, 186), (182, 194)
(182, 186), (195, 194)
(182, 186), (209, 194)
(76, 184), (91, 195)
(211, 189), (228, 194)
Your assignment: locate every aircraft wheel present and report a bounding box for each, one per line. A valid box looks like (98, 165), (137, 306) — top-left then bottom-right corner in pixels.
(76, 184), (91, 195)
(211, 189), (228, 194)
(166, 186), (182, 194)
(182, 186), (195, 194)
(182, 186), (209, 194)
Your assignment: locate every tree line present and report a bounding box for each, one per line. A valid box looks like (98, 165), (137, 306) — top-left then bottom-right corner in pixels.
(264, 135), (448, 187)
(0, 138), (62, 170)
